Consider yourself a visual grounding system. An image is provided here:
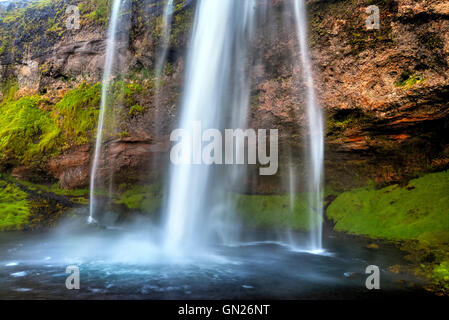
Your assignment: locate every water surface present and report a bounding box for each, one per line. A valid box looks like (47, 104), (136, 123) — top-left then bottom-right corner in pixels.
(0, 226), (430, 300)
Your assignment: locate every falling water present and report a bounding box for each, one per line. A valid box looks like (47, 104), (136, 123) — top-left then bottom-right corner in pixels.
(293, 0), (325, 250)
(163, 0), (255, 254)
(89, 0), (123, 223)
(88, 0), (322, 253)
(154, 0), (174, 84)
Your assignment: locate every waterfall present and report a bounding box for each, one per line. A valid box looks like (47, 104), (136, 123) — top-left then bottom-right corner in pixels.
(162, 0), (255, 254)
(293, 0), (324, 250)
(154, 0), (174, 84)
(89, 0), (124, 223)
(87, 0), (323, 254)
(152, 0), (174, 136)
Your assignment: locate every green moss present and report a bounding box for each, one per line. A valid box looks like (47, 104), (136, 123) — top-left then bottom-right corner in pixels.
(0, 38), (8, 56)
(111, 80), (143, 108)
(432, 260), (449, 294)
(1, 78), (18, 102)
(128, 104), (145, 117)
(123, 82), (144, 106)
(0, 96), (61, 165)
(0, 0), (70, 60)
(235, 193), (321, 231)
(327, 171), (449, 294)
(0, 82), (102, 166)
(120, 130), (129, 139)
(115, 184), (162, 214)
(53, 82), (101, 146)
(327, 171), (449, 242)
(109, 80), (147, 119)
(79, 0), (111, 26)
(0, 179), (30, 231)
(7, 175), (89, 202)
(327, 109), (373, 138)
(395, 70), (424, 88)
(169, 6), (194, 48)
(40, 183), (88, 198)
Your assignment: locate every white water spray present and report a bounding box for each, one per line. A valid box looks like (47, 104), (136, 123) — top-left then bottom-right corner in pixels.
(293, 0), (325, 250)
(89, 0), (123, 223)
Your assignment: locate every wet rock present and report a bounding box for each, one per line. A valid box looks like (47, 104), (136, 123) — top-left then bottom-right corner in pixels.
(11, 166), (54, 184)
(49, 145), (91, 190)
(389, 265), (402, 274)
(1, 0), (449, 191)
(17, 59), (39, 95)
(49, 136), (170, 190)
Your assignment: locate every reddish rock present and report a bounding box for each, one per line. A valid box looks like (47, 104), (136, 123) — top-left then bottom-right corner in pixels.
(49, 145), (91, 189)
(11, 166), (53, 183)
(3, 0), (449, 191)
(49, 137), (170, 190)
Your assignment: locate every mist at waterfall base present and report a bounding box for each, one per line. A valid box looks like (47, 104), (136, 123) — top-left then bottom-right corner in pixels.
(0, 219), (428, 299)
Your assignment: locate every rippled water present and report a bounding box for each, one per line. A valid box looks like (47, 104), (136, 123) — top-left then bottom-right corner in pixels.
(0, 224), (430, 300)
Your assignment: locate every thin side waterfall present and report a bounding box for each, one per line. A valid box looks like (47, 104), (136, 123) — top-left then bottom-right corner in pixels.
(293, 0), (325, 250)
(154, 0), (174, 84)
(89, 0), (123, 223)
(163, 0), (255, 254)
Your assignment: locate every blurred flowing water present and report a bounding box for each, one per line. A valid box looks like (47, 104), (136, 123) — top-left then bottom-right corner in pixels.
(293, 0), (325, 250)
(154, 0), (174, 85)
(0, 0), (438, 300)
(89, 0), (128, 223)
(161, 0), (325, 254)
(162, 0), (256, 254)
(79, 0), (345, 297)
(0, 225), (430, 299)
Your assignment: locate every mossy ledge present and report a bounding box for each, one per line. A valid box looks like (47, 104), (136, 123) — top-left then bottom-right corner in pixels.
(327, 170), (449, 295)
(114, 183), (162, 215)
(235, 193), (321, 231)
(0, 78), (147, 171)
(0, 174), (87, 231)
(0, 82), (101, 168)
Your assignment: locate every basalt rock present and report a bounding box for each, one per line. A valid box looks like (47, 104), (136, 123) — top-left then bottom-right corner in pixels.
(49, 145), (91, 190)
(0, 0), (448, 191)
(49, 135), (170, 189)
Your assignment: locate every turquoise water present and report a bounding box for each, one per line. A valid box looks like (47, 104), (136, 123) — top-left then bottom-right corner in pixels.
(0, 226), (430, 300)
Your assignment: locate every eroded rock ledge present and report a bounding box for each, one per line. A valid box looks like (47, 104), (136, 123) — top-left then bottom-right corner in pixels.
(0, 0), (447, 191)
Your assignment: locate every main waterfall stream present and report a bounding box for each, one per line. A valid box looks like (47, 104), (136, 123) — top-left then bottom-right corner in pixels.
(163, 0), (255, 254)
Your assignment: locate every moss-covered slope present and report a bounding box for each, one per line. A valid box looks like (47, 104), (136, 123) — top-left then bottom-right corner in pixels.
(0, 82), (101, 168)
(235, 193), (321, 231)
(327, 170), (449, 295)
(0, 174), (86, 231)
(327, 171), (449, 242)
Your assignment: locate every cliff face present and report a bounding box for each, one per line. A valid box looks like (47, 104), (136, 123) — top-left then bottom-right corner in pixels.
(0, 0), (448, 191)
(310, 0), (449, 188)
